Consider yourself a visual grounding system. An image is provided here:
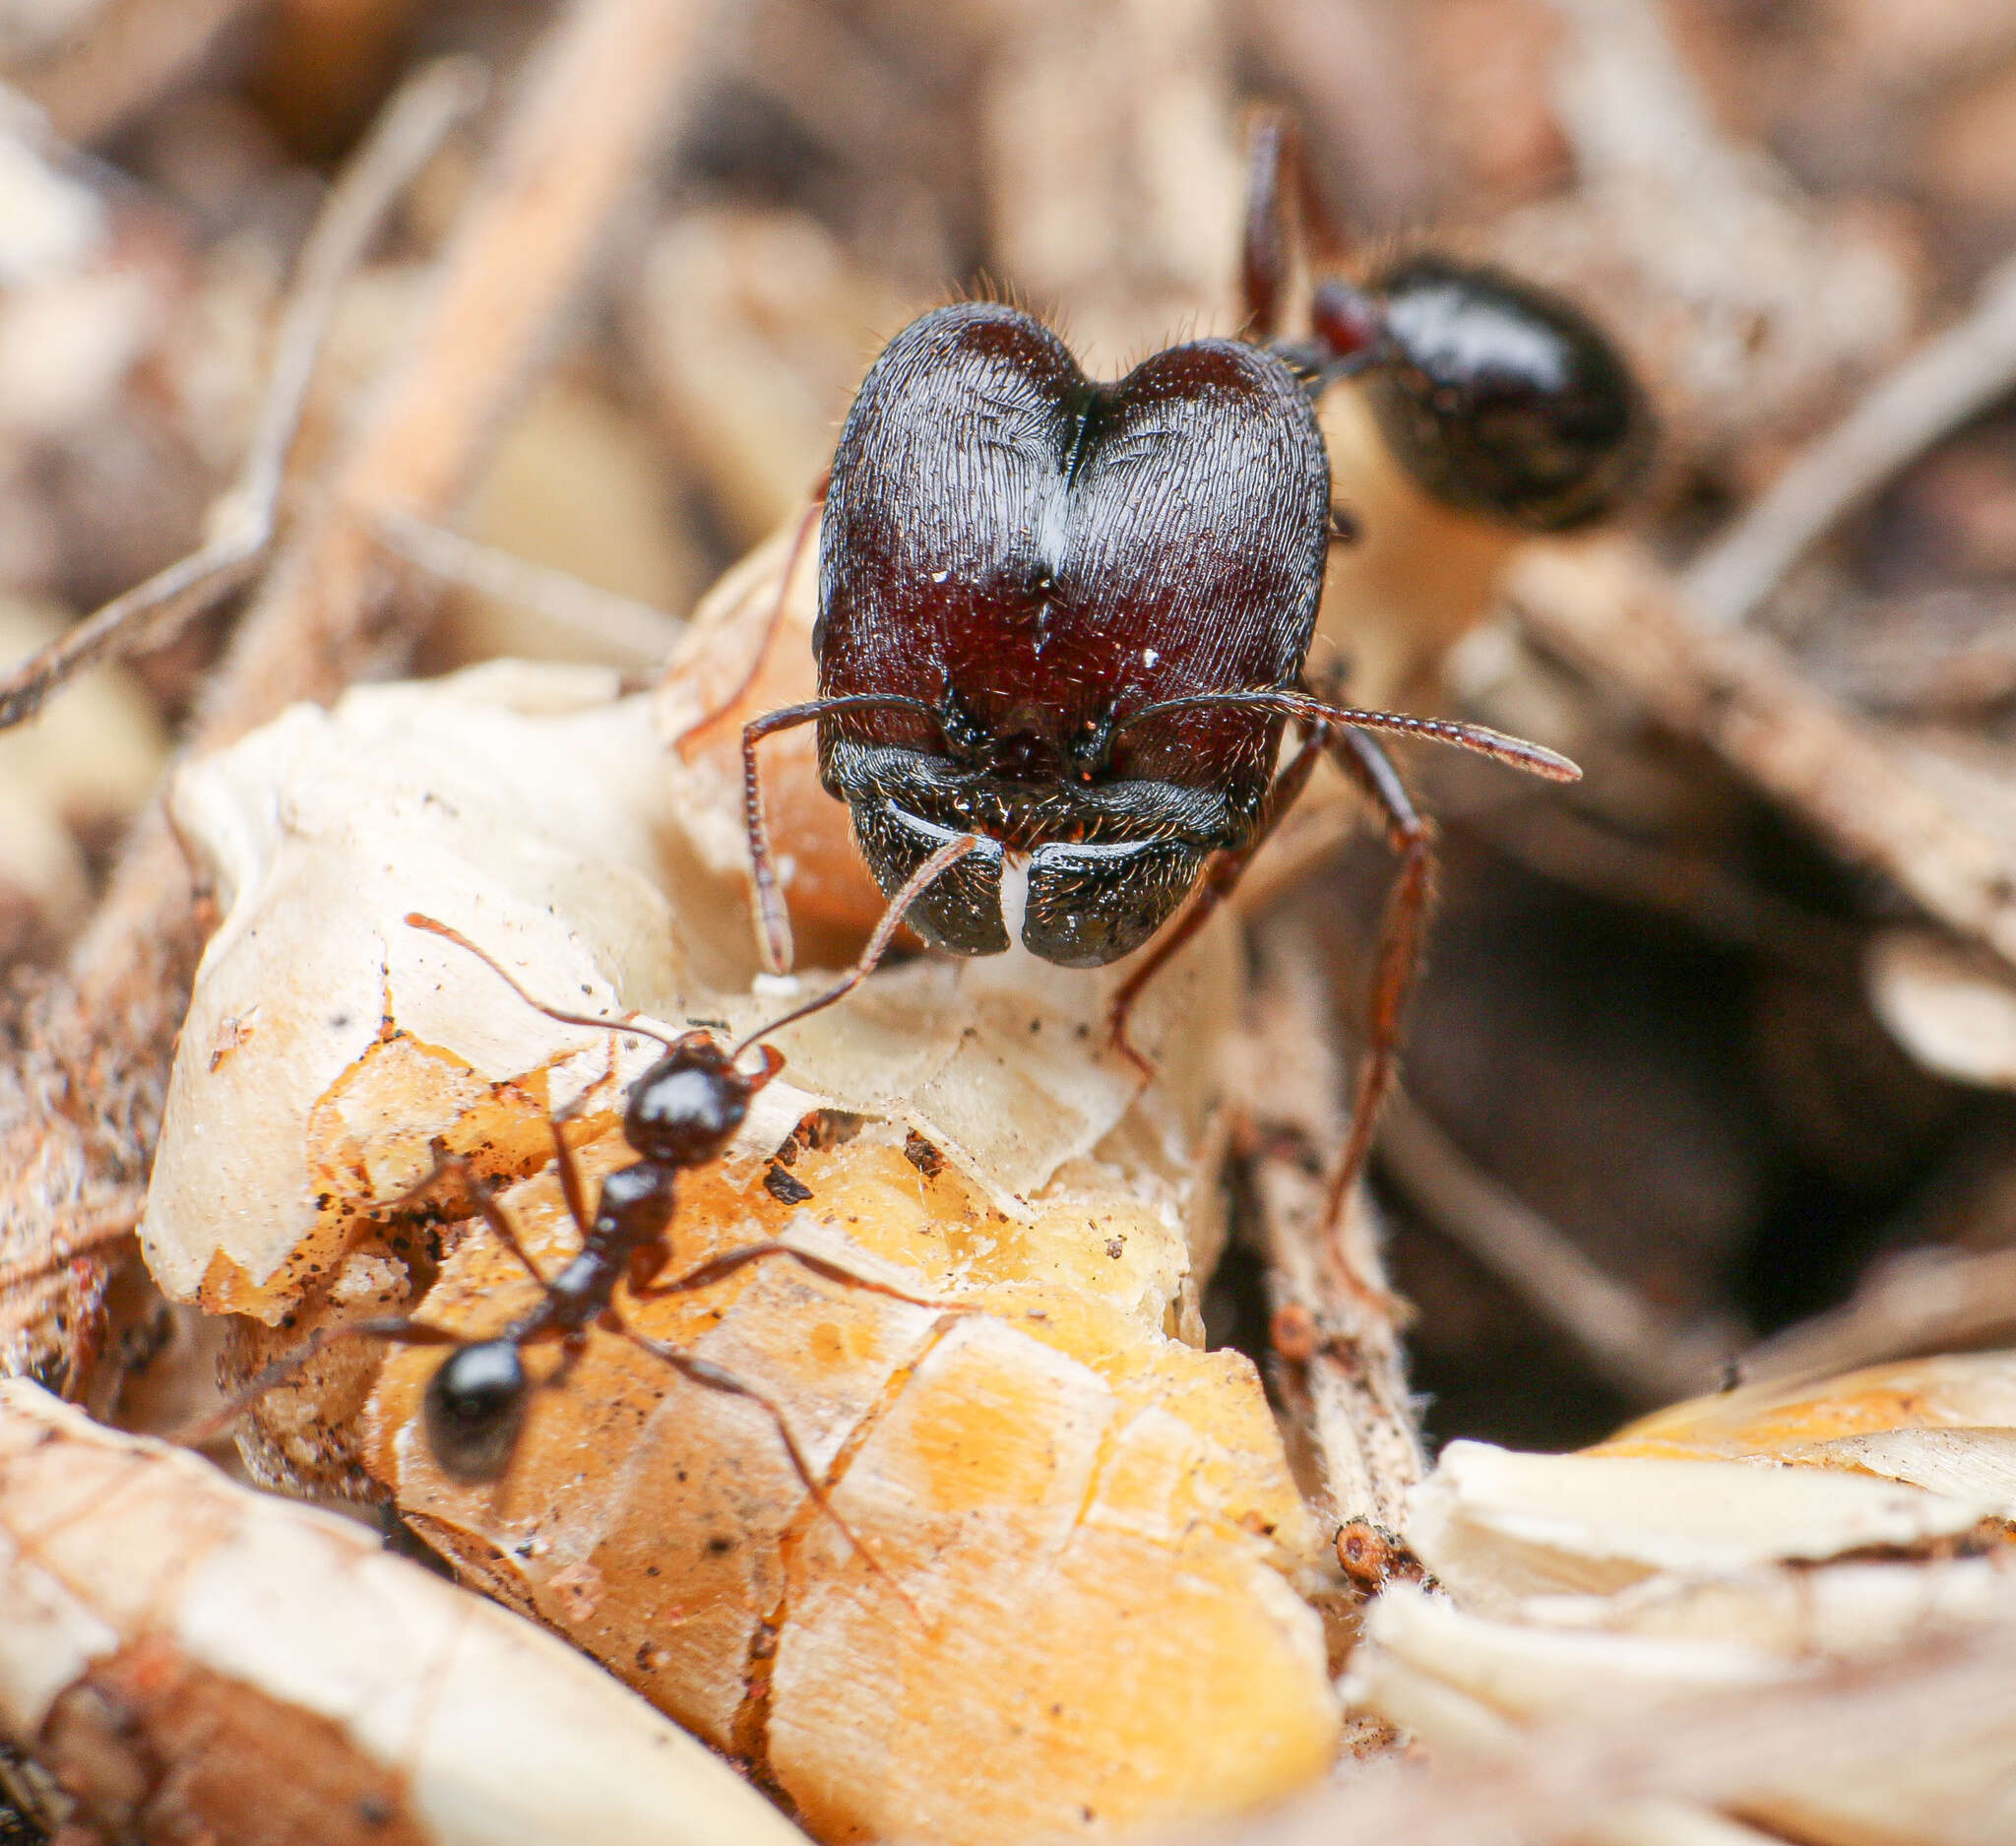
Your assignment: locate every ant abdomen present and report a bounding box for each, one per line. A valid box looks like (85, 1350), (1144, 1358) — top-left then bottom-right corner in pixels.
(1339, 256), (1655, 533)
(424, 1338), (528, 1483)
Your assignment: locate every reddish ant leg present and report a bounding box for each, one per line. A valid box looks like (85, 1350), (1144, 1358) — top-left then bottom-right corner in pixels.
(737, 690), (946, 975)
(1319, 728), (1434, 1242)
(620, 1329), (925, 1623)
(1241, 108), (1298, 341)
(1104, 727), (1329, 1077)
(740, 831), (979, 1042)
(405, 1141), (553, 1294)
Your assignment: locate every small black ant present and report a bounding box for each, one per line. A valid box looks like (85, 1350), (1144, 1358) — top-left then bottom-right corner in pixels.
(718, 111), (1650, 1251)
(204, 863), (971, 1573)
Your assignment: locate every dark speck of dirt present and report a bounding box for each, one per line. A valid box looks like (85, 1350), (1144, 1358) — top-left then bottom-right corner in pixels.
(765, 1165), (813, 1205)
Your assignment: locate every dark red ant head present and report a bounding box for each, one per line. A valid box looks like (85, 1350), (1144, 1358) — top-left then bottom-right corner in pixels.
(624, 1033), (782, 1169)
(1328, 256), (1654, 533)
(813, 300), (1330, 967)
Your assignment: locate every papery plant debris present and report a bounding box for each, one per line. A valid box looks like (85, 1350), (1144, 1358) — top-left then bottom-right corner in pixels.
(5, 1), (2016, 1843)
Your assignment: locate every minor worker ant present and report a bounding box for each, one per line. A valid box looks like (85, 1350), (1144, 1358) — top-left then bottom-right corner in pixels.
(720, 110), (1651, 1250)
(203, 856), (972, 1576)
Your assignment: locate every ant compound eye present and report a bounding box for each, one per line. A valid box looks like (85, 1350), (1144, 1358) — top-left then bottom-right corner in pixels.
(627, 1054), (747, 1166)
(1023, 837), (1204, 968)
(424, 1339), (528, 1483)
(1364, 256), (1653, 532)
(852, 799), (1008, 956)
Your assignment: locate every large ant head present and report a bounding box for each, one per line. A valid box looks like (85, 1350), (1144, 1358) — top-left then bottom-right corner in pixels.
(1323, 255), (1654, 533)
(624, 1034), (785, 1170)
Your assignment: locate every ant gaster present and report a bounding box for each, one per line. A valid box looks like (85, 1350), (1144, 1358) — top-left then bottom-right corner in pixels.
(724, 112), (1651, 1241)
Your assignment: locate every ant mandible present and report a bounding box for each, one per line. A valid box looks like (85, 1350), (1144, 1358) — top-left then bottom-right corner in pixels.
(205, 854), (970, 1573)
(721, 110), (1651, 1246)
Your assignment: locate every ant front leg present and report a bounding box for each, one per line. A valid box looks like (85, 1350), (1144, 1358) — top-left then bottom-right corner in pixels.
(398, 1141), (552, 1294)
(1320, 728), (1435, 1240)
(1105, 729), (1329, 1078)
(1240, 108), (1301, 341)
(738, 689), (948, 975)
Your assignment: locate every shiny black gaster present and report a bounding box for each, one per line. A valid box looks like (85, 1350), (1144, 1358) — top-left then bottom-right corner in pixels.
(1354, 255), (1654, 534)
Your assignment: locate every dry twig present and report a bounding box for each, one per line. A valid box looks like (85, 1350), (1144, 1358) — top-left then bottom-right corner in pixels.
(376, 506), (685, 665)
(1740, 1242), (2016, 1389)
(1506, 539), (2016, 972)
(0, 58), (486, 732)
(1233, 911), (1424, 1533)
(8, 0), (254, 145)
(1686, 250), (2016, 629)
(0, 0), (706, 1396)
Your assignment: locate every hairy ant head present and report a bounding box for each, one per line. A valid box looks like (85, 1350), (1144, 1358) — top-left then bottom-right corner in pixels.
(423, 1337), (527, 1482)
(625, 1034), (783, 1169)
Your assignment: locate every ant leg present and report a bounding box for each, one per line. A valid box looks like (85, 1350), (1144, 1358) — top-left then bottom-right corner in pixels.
(1243, 106), (1363, 360)
(1241, 108), (1298, 341)
(743, 701), (826, 975)
(739, 690), (946, 974)
(1319, 729), (1435, 1240)
(1105, 729), (1330, 1077)
(631, 1240), (958, 1317)
(737, 831), (979, 1046)
(393, 1141), (551, 1293)
(617, 1330), (922, 1621)
(174, 1315), (458, 1448)
(672, 473), (830, 760)
(546, 1114), (595, 1248)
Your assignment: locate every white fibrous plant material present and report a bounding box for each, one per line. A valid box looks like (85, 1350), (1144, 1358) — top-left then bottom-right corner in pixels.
(0, 1381), (812, 1846)
(141, 625), (1341, 1843)
(1350, 1352), (2016, 1845)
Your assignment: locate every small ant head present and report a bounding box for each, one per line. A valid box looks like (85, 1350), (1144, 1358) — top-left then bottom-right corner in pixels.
(1340, 255), (1654, 533)
(625, 1034), (784, 1170)
(424, 1338), (527, 1482)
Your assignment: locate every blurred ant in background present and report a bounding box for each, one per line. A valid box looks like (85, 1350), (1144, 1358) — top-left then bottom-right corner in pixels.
(724, 109), (1652, 1250)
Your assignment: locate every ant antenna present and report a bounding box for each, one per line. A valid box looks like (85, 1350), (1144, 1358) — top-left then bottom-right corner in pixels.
(404, 914), (687, 1050)
(730, 831), (980, 1057)
(1115, 689), (1581, 783)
